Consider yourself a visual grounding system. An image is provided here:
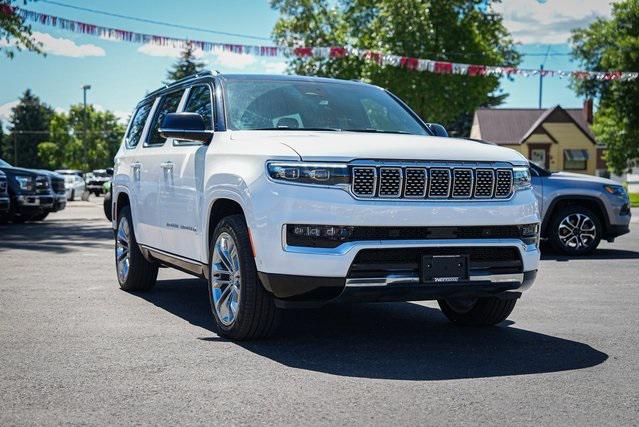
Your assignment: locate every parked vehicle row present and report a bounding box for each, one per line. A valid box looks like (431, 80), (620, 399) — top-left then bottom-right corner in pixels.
(0, 159), (67, 223)
(54, 169), (87, 201)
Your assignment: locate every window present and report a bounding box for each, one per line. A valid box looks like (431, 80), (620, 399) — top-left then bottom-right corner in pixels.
(146, 90), (184, 146)
(125, 103), (152, 148)
(183, 85), (213, 130)
(224, 79), (427, 135)
(564, 149), (589, 170)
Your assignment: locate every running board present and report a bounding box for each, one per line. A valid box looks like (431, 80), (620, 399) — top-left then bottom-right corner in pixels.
(139, 244), (208, 280)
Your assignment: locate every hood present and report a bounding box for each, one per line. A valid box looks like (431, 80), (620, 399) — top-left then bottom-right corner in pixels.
(0, 165), (44, 177)
(231, 131), (527, 164)
(550, 171), (619, 186)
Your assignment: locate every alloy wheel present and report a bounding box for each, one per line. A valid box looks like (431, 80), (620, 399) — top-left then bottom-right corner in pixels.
(211, 232), (242, 326)
(116, 217), (131, 283)
(558, 213), (597, 251)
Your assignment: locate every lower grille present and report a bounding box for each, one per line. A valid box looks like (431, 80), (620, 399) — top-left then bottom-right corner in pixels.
(349, 247), (523, 278)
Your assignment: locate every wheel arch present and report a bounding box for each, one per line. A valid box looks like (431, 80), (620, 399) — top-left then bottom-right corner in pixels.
(541, 195), (609, 237)
(113, 187), (131, 227)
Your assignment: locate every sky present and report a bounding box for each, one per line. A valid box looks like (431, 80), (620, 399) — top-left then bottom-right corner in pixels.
(0, 0), (620, 127)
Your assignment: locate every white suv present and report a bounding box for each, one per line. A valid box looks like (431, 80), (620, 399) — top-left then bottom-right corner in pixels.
(112, 73), (540, 340)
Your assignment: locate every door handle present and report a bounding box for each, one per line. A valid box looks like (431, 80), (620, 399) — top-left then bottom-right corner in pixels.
(131, 162), (141, 170)
(131, 162), (141, 181)
(160, 161), (174, 171)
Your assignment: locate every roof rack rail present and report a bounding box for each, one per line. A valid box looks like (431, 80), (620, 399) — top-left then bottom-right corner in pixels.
(145, 71), (215, 99)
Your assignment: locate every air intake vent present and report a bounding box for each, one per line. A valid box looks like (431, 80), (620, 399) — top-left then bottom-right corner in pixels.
(404, 168), (427, 198)
(452, 169), (473, 198)
(428, 168), (451, 198)
(495, 169), (513, 198)
(378, 167), (402, 198)
(352, 167), (376, 197)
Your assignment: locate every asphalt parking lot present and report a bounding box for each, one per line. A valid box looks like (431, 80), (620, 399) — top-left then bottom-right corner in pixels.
(1, 200), (638, 425)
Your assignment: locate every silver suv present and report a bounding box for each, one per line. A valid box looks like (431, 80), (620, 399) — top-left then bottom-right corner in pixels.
(531, 164), (631, 255)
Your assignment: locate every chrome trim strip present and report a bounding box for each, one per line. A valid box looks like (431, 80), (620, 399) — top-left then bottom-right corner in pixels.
(345, 272), (525, 287)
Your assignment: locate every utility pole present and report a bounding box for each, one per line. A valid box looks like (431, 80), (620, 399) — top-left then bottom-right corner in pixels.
(538, 64), (544, 109)
(82, 85), (91, 170)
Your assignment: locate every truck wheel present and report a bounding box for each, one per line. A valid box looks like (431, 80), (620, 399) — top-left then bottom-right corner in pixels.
(115, 205), (158, 291)
(208, 214), (279, 340)
(103, 192), (112, 221)
(69, 190), (75, 201)
(438, 297), (517, 326)
(549, 206), (601, 256)
(30, 212), (49, 221)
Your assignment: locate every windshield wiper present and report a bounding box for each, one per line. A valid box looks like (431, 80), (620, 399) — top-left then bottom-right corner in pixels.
(343, 128), (412, 135)
(246, 127), (341, 131)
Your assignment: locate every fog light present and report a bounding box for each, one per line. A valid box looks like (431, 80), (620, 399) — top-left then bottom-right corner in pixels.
(519, 223), (540, 246)
(286, 224), (354, 248)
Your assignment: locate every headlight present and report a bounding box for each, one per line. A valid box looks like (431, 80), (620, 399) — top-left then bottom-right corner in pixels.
(603, 185), (627, 198)
(15, 175), (34, 191)
(513, 166), (532, 191)
(267, 162), (349, 186)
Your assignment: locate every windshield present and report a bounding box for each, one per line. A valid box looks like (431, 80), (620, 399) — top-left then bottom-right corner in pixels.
(0, 159), (11, 167)
(224, 79), (428, 135)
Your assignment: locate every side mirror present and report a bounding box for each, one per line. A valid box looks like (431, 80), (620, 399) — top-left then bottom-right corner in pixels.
(159, 113), (213, 144)
(105, 167), (114, 177)
(427, 123), (448, 138)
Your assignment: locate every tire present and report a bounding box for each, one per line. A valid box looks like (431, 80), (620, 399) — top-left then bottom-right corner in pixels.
(30, 212), (49, 221)
(549, 205), (602, 256)
(208, 214), (279, 340)
(69, 190), (75, 201)
(438, 297), (517, 326)
(11, 214), (31, 223)
(81, 191), (90, 201)
(115, 205), (158, 291)
(103, 192), (112, 221)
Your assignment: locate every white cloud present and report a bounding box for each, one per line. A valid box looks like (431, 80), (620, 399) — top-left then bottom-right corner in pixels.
(209, 50), (255, 70)
(260, 60), (288, 74)
(94, 104), (130, 124)
(492, 0), (617, 44)
(31, 32), (105, 57)
(137, 43), (207, 58)
(0, 100), (19, 123)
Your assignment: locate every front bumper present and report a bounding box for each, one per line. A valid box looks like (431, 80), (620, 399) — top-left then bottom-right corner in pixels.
(49, 194), (67, 212)
(259, 270), (537, 308)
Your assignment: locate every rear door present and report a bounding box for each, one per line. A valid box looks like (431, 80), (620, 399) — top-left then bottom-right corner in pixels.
(138, 89), (185, 250)
(158, 83), (215, 261)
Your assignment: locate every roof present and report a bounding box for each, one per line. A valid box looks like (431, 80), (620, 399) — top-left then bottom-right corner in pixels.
(474, 106), (596, 145)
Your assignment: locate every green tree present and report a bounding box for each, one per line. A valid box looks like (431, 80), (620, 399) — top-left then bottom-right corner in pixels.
(38, 105), (125, 171)
(8, 89), (53, 168)
(1, 0), (43, 58)
(571, 0), (639, 174)
(165, 44), (206, 83)
(271, 0), (520, 136)
(0, 120), (6, 160)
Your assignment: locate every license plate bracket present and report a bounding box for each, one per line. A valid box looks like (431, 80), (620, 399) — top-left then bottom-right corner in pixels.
(421, 255), (469, 284)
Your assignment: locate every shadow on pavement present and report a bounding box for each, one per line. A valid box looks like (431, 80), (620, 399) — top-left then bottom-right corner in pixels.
(0, 218), (113, 253)
(541, 248), (639, 262)
(136, 277), (609, 381)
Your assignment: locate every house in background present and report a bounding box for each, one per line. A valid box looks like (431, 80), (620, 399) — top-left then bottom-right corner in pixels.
(470, 101), (607, 176)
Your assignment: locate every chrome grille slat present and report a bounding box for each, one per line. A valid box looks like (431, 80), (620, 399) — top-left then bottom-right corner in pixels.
(452, 168), (473, 198)
(428, 168), (451, 198)
(352, 167), (377, 197)
(495, 169), (514, 198)
(404, 168), (427, 198)
(350, 164), (514, 200)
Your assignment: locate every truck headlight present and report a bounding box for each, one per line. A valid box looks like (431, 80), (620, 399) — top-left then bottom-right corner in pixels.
(513, 166), (532, 191)
(15, 175), (34, 191)
(603, 185), (628, 199)
(267, 162), (350, 186)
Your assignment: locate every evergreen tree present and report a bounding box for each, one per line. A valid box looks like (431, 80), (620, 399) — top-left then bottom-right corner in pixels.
(165, 44), (206, 83)
(8, 89), (53, 168)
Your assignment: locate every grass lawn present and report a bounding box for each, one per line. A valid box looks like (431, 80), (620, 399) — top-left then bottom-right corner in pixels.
(630, 193), (639, 207)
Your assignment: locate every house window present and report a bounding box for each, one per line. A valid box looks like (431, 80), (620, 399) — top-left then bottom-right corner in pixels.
(564, 149), (589, 170)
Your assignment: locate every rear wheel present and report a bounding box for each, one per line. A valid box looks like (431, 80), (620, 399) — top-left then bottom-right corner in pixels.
(438, 297), (517, 326)
(549, 206), (601, 256)
(115, 205), (158, 291)
(208, 215), (279, 340)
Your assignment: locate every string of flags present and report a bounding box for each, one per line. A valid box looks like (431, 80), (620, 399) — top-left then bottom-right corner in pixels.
(7, 6), (639, 82)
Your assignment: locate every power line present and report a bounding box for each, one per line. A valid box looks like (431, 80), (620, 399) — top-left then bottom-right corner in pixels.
(35, 0), (272, 41)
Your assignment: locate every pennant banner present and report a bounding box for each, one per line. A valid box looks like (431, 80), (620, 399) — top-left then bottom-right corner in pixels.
(8, 7), (639, 82)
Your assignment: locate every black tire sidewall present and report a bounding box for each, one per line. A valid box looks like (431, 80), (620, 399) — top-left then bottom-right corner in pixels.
(550, 206), (602, 255)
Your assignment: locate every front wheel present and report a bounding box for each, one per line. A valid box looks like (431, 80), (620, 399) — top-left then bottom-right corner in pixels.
(549, 206), (601, 256)
(115, 205), (158, 291)
(438, 297), (517, 326)
(208, 215), (279, 340)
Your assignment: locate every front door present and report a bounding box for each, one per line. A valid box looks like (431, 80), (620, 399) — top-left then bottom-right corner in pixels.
(158, 84), (215, 262)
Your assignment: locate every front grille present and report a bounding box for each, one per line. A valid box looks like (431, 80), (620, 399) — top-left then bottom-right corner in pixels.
(0, 178), (7, 195)
(348, 247), (523, 278)
(351, 164), (513, 200)
(51, 178), (65, 194)
(35, 176), (49, 194)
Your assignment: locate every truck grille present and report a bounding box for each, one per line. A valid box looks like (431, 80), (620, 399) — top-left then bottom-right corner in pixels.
(351, 165), (513, 200)
(51, 178), (66, 194)
(0, 178), (7, 195)
(35, 176), (50, 194)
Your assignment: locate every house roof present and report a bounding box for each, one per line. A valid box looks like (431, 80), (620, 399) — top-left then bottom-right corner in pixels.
(474, 106), (596, 145)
